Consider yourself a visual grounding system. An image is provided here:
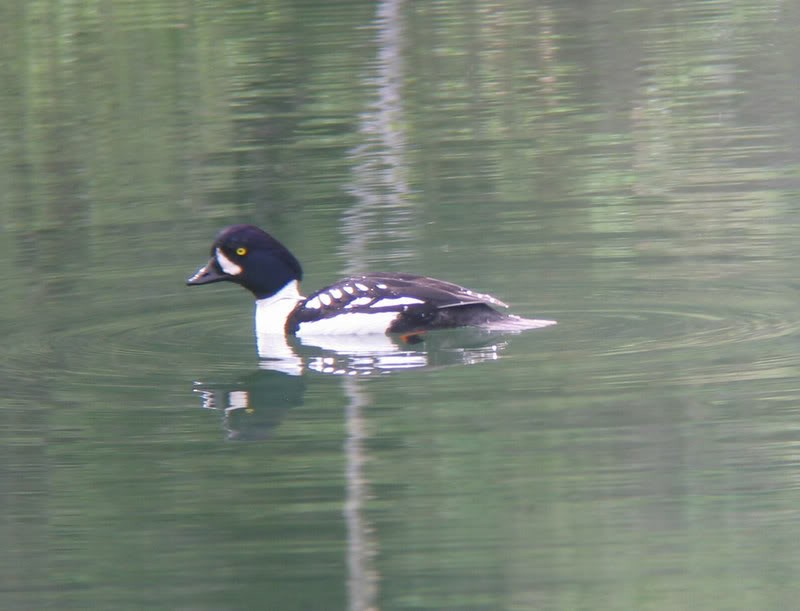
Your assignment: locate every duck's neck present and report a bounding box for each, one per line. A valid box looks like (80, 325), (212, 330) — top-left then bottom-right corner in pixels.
(255, 280), (303, 336)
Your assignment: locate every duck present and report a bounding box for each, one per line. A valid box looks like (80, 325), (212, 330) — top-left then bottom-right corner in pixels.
(187, 224), (556, 339)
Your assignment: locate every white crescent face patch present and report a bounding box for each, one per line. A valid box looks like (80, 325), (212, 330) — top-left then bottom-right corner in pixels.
(216, 248), (243, 276)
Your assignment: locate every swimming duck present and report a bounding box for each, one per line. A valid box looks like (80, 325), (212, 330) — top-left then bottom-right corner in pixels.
(187, 224), (556, 338)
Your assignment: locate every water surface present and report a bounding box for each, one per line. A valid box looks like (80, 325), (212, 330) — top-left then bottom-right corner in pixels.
(3, 1), (800, 609)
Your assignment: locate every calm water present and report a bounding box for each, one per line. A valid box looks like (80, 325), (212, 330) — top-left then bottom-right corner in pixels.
(3, 1), (800, 609)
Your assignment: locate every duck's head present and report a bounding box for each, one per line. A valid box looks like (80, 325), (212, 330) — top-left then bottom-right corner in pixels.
(187, 224), (303, 299)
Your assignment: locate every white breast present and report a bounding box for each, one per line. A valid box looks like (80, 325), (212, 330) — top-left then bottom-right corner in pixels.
(255, 280), (303, 335)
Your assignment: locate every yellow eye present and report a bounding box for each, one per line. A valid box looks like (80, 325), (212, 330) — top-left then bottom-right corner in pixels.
(236, 247), (247, 256)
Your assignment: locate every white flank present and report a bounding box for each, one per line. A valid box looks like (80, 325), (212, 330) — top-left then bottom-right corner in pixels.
(345, 296), (373, 309)
(255, 280), (303, 336)
(298, 332), (400, 353)
(215, 248), (242, 275)
(371, 296), (424, 308)
(296, 311), (399, 336)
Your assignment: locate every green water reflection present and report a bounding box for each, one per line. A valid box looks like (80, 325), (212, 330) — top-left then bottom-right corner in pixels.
(3, 1), (800, 609)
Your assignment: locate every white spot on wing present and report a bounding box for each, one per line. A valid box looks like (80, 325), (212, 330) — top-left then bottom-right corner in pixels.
(371, 297), (424, 308)
(320, 293), (332, 306)
(376, 283), (388, 289)
(215, 248), (242, 275)
(355, 283), (368, 291)
(330, 288), (343, 299)
(474, 291), (508, 308)
(343, 285), (355, 295)
(306, 296), (321, 309)
(350, 296), (373, 307)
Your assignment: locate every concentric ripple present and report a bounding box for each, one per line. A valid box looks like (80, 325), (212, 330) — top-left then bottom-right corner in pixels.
(42, 304), (257, 388)
(509, 290), (800, 393)
(10, 286), (800, 394)
(576, 303), (800, 357)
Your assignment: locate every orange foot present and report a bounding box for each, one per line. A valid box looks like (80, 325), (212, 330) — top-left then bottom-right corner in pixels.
(400, 331), (426, 345)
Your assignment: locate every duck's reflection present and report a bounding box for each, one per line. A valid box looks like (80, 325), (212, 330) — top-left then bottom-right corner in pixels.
(260, 328), (511, 376)
(194, 328), (520, 440)
(194, 369), (305, 441)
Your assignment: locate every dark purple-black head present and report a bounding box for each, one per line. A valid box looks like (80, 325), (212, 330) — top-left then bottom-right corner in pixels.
(187, 224), (303, 299)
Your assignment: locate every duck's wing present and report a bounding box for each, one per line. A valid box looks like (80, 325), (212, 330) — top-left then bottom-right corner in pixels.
(287, 272), (510, 335)
(340, 272), (509, 309)
(305, 272), (509, 313)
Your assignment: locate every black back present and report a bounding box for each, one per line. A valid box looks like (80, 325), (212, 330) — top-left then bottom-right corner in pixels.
(287, 272), (509, 333)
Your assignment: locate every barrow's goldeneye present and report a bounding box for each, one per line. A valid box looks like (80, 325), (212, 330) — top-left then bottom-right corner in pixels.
(187, 224), (556, 338)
